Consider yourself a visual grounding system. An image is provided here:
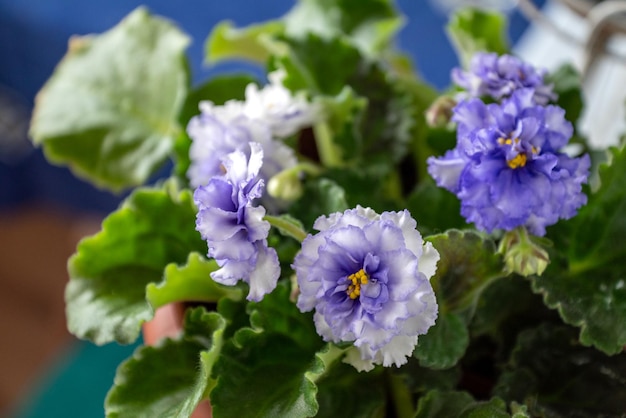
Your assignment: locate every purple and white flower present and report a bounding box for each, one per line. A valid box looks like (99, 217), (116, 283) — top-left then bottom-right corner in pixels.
(243, 69), (319, 138)
(187, 100), (298, 190)
(194, 142), (280, 301)
(452, 52), (556, 105)
(293, 206), (439, 371)
(428, 88), (590, 236)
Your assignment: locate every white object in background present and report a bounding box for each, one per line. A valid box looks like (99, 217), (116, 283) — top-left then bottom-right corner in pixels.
(514, 0), (626, 149)
(428, 0), (518, 15)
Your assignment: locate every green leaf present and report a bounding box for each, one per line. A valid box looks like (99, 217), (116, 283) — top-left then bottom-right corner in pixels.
(427, 229), (504, 313)
(146, 253), (242, 309)
(30, 7), (190, 191)
(406, 180), (465, 236)
(414, 312), (469, 370)
(446, 8), (508, 68)
(283, 0), (402, 57)
(415, 390), (475, 418)
(315, 359), (386, 418)
(416, 391), (512, 418)
(391, 359), (461, 394)
(66, 182), (206, 345)
(210, 329), (321, 418)
(494, 324), (626, 417)
(106, 307), (226, 418)
(532, 146), (626, 354)
(290, 178), (349, 230)
(278, 34), (361, 96)
(248, 282), (324, 352)
(174, 74), (255, 181)
(205, 20), (285, 64)
(546, 63), (584, 126)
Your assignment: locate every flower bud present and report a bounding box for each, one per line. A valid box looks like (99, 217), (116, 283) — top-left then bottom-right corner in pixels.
(425, 96), (456, 128)
(498, 227), (550, 277)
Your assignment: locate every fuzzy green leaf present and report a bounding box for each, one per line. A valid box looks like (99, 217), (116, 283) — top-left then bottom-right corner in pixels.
(427, 229), (504, 313)
(205, 20), (285, 64)
(66, 182), (206, 345)
(146, 253), (242, 309)
(315, 360), (386, 417)
(30, 7), (190, 191)
(546, 63), (584, 126)
(106, 308), (226, 418)
(532, 146), (626, 354)
(407, 180), (466, 236)
(414, 312), (469, 370)
(284, 0), (402, 57)
(210, 282), (323, 417)
(446, 8), (508, 68)
(210, 329), (321, 418)
(290, 178), (349, 230)
(415, 390), (475, 418)
(494, 324), (626, 417)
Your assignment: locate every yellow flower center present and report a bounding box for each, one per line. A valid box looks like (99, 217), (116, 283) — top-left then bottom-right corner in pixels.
(347, 269), (369, 300)
(507, 153), (527, 169)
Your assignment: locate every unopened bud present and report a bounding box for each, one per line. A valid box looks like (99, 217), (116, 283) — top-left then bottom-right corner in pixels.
(498, 227), (550, 277)
(425, 96), (457, 128)
(267, 168), (304, 201)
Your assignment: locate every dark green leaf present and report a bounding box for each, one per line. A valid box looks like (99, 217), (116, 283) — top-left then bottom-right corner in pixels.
(30, 7), (190, 191)
(446, 8), (508, 68)
(66, 181), (206, 345)
(146, 253), (242, 309)
(106, 308), (226, 418)
(315, 360), (386, 418)
(427, 229), (504, 313)
(279, 34), (361, 96)
(407, 180), (466, 236)
(494, 324), (626, 417)
(459, 398), (509, 418)
(290, 178), (349, 230)
(532, 146), (626, 354)
(210, 329), (321, 418)
(248, 281), (324, 352)
(545, 64), (584, 126)
(414, 312), (469, 370)
(415, 390), (475, 418)
(392, 359), (461, 394)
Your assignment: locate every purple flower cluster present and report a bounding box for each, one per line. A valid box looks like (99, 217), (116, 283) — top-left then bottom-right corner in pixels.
(452, 52), (556, 105)
(428, 88), (589, 236)
(194, 143), (280, 301)
(293, 206), (439, 371)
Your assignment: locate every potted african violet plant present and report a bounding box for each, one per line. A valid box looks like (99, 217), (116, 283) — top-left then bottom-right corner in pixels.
(29, 0), (626, 416)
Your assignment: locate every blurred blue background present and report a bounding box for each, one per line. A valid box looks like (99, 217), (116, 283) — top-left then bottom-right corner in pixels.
(0, 0), (541, 416)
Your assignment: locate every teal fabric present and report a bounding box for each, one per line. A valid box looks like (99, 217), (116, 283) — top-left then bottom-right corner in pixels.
(13, 341), (140, 418)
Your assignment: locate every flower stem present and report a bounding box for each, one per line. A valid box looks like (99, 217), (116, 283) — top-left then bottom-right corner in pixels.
(264, 215), (309, 243)
(387, 370), (414, 418)
(313, 121), (343, 167)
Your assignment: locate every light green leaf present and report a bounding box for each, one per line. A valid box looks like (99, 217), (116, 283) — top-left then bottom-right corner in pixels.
(446, 8), (508, 68)
(414, 312), (469, 370)
(427, 229), (504, 313)
(66, 182), (206, 345)
(30, 7), (190, 191)
(106, 307), (226, 418)
(205, 20), (285, 64)
(532, 146), (626, 354)
(146, 253), (242, 310)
